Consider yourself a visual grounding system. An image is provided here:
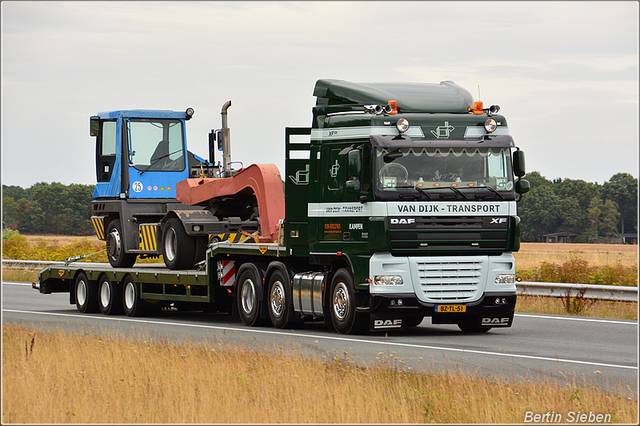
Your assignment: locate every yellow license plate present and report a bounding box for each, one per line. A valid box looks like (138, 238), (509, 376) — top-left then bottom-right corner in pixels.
(435, 305), (466, 313)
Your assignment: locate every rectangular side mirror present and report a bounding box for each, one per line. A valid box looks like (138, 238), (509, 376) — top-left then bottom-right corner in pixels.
(90, 116), (100, 137)
(513, 149), (526, 177)
(347, 149), (362, 177)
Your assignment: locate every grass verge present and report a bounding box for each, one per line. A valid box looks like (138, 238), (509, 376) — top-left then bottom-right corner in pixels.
(2, 324), (637, 424)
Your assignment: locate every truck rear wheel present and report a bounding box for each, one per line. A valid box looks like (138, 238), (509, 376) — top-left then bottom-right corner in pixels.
(267, 269), (294, 329)
(162, 218), (195, 270)
(106, 219), (137, 268)
(236, 264), (262, 326)
(98, 274), (123, 315)
(75, 272), (99, 313)
(329, 269), (366, 335)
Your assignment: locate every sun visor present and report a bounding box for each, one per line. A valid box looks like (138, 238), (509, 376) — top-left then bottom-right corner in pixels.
(369, 134), (515, 149)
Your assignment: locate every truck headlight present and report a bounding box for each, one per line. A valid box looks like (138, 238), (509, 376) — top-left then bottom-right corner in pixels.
(495, 274), (515, 284)
(374, 275), (403, 285)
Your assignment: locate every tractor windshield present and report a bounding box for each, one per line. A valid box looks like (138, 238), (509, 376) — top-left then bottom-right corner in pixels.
(128, 119), (185, 172)
(374, 146), (515, 200)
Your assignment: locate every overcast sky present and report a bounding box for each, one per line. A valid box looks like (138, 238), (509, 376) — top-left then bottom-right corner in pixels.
(2, 1), (638, 190)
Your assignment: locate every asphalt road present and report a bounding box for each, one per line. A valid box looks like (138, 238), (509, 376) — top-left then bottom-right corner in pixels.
(3, 281), (637, 396)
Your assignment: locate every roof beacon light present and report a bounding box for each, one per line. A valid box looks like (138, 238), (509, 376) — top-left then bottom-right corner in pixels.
(473, 101), (483, 115)
(386, 100), (398, 115)
(484, 118), (497, 133)
(396, 118), (410, 133)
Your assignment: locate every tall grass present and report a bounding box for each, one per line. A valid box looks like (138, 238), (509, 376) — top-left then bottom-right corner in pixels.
(3, 324), (637, 424)
(2, 232), (161, 264)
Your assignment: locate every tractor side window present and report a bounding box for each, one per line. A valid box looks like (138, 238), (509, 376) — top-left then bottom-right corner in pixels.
(97, 121), (117, 182)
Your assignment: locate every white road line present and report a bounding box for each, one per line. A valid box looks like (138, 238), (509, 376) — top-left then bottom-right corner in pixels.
(515, 313), (637, 325)
(4, 308), (637, 371)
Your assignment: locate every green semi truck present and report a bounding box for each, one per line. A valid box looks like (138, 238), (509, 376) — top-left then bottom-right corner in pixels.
(35, 79), (530, 334)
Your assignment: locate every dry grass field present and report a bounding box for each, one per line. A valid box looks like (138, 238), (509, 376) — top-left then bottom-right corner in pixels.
(2, 324), (637, 424)
(515, 242), (638, 270)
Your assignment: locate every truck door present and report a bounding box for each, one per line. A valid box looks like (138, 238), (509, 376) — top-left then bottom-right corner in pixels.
(124, 118), (189, 199)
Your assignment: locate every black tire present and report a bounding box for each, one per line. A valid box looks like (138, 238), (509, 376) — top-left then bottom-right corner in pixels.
(106, 219), (137, 268)
(457, 316), (491, 333)
(236, 264), (262, 327)
(75, 272), (99, 313)
(98, 274), (123, 315)
(267, 269), (294, 329)
(193, 236), (208, 265)
(329, 268), (366, 334)
(122, 275), (147, 317)
(162, 218), (195, 270)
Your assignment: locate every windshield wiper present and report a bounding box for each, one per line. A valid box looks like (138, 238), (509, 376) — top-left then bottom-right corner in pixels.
(139, 149), (183, 175)
(473, 186), (504, 199)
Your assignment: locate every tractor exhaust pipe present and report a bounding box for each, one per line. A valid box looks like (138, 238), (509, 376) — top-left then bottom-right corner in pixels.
(221, 100), (232, 177)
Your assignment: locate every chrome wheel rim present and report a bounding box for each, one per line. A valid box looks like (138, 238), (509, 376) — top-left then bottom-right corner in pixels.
(270, 281), (285, 318)
(241, 279), (256, 314)
(333, 282), (349, 321)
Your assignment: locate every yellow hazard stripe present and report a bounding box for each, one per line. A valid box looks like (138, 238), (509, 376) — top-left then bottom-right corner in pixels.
(139, 224), (158, 251)
(91, 216), (105, 240)
(216, 233), (255, 243)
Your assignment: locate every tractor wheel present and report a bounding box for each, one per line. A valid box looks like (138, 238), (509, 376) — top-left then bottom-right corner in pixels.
(162, 218), (195, 270)
(106, 219), (137, 268)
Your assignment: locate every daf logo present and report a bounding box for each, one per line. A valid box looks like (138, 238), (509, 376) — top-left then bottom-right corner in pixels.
(482, 317), (510, 325)
(391, 218), (416, 225)
(490, 217), (508, 224)
(374, 319), (403, 329)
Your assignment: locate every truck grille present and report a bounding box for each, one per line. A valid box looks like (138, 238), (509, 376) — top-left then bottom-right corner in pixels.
(415, 259), (482, 302)
(390, 216), (509, 255)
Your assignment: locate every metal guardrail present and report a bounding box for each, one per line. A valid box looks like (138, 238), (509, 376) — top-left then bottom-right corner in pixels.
(517, 281), (637, 302)
(2, 259), (637, 302)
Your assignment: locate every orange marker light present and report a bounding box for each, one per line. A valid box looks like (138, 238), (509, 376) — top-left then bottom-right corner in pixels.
(474, 101), (484, 115)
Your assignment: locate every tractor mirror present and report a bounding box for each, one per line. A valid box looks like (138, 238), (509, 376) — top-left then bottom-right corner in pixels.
(90, 116), (100, 137)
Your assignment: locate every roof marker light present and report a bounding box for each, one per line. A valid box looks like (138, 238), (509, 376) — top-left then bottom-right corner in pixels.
(473, 101), (483, 115)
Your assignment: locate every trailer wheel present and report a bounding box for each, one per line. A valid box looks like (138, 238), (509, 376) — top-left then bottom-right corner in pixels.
(98, 274), (123, 315)
(106, 219), (137, 268)
(75, 272), (99, 313)
(123, 276), (146, 317)
(162, 218), (195, 270)
(236, 265), (262, 326)
(329, 269), (366, 335)
(267, 269), (293, 329)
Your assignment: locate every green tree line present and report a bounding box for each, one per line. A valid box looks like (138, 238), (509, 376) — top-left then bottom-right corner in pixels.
(2, 172), (638, 241)
(2, 183), (95, 235)
(517, 172), (637, 242)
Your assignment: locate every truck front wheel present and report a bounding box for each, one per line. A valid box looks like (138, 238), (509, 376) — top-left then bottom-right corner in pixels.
(162, 218), (195, 270)
(329, 269), (366, 335)
(106, 219), (137, 268)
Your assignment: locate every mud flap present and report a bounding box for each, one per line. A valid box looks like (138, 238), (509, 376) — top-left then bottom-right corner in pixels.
(370, 313), (406, 332)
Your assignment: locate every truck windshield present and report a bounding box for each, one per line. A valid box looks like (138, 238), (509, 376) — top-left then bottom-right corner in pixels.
(374, 146), (515, 199)
(128, 119), (185, 172)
